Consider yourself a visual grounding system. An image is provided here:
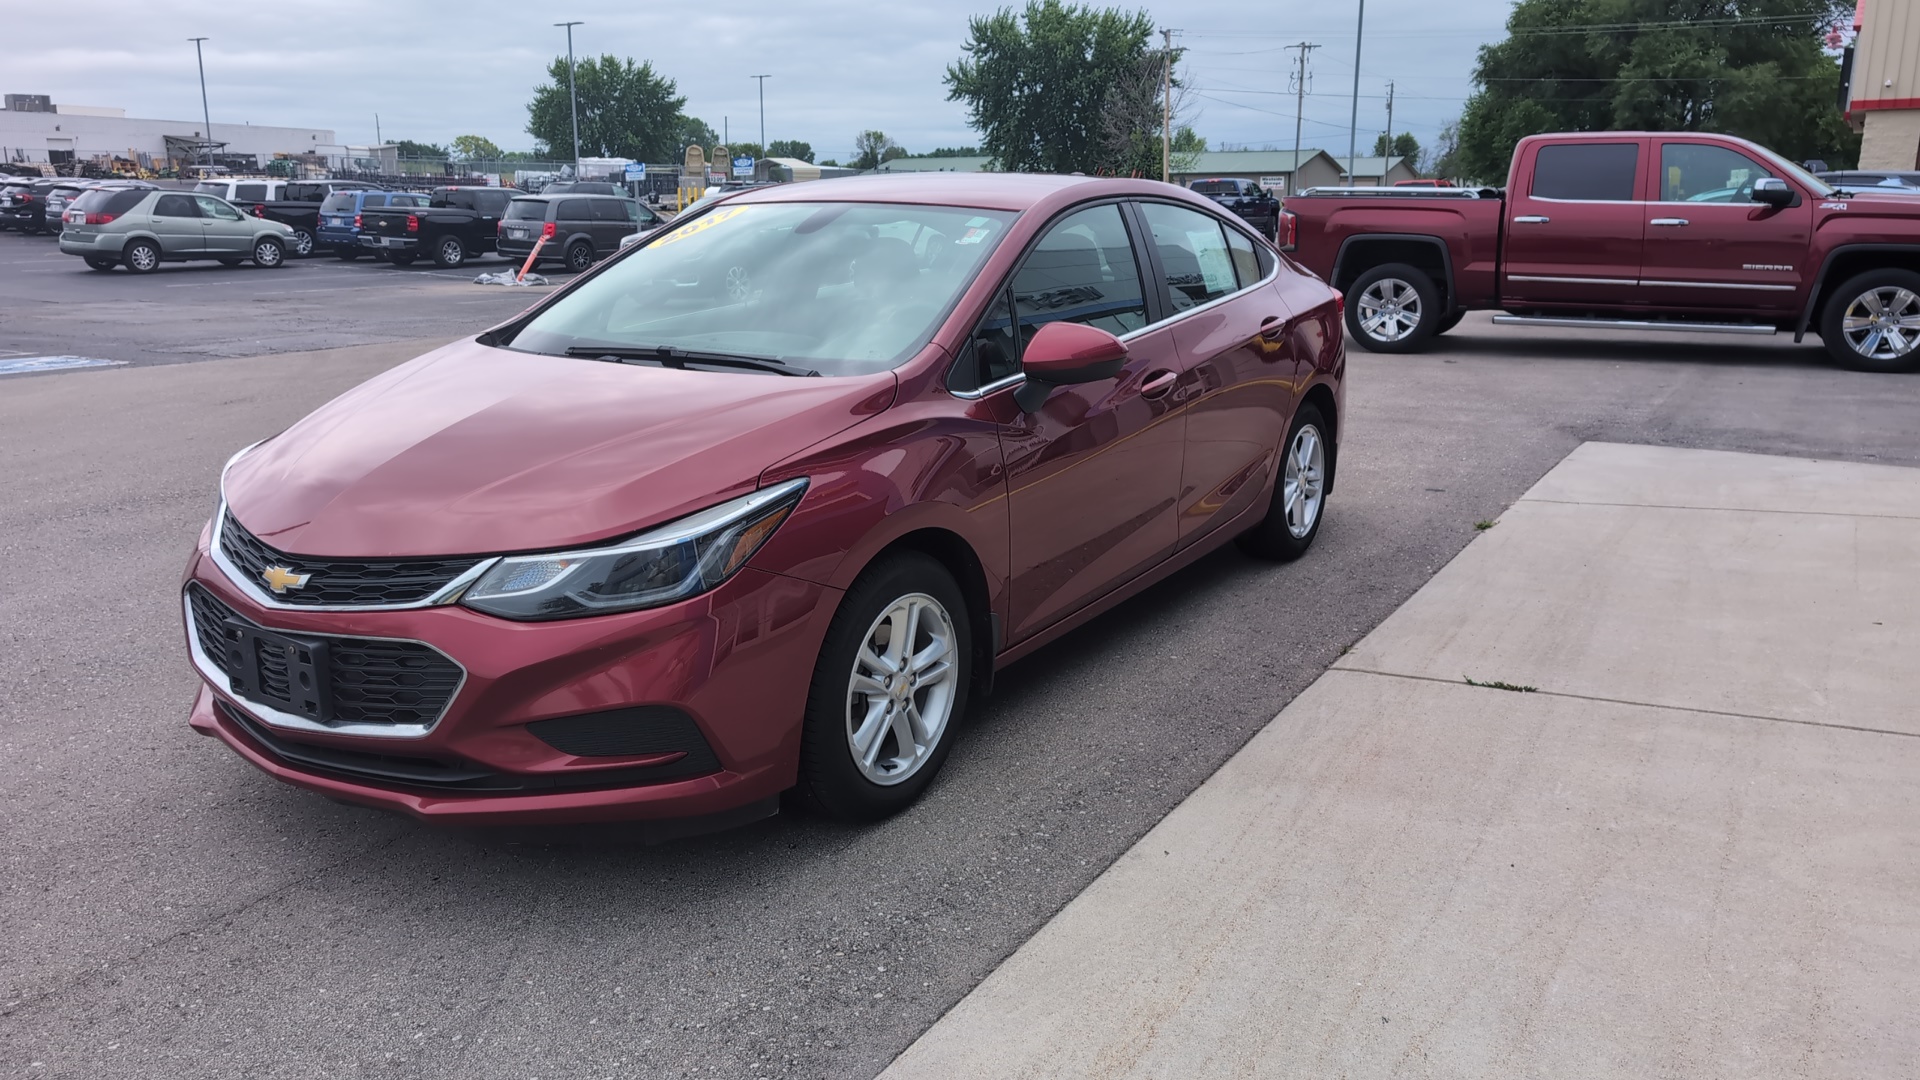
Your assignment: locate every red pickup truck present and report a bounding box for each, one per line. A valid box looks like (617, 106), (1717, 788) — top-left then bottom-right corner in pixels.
(1283, 131), (1920, 372)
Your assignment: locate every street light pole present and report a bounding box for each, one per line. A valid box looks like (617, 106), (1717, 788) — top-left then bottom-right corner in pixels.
(752, 75), (770, 159)
(188, 37), (212, 169)
(555, 21), (583, 173)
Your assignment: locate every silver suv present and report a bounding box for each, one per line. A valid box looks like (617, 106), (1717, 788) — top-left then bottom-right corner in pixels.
(58, 189), (295, 272)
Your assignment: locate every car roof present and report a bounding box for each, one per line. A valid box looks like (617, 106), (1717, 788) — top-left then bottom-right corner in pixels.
(722, 172), (1180, 212)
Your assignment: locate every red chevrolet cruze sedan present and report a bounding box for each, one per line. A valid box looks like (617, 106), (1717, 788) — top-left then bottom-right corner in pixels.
(182, 173), (1345, 827)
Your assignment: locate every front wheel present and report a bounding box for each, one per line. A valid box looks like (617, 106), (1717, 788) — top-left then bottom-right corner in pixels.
(1821, 268), (1920, 373)
(795, 552), (972, 821)
(1344, 263), (1440, 353)
(1237, 404), (1330, 561)
(252, 237), (286, 268)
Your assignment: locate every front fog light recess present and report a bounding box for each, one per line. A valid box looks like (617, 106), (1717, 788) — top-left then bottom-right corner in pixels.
(460, 478), (807, 620)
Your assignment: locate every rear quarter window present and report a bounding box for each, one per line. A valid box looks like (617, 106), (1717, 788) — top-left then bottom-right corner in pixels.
(1531, 143), (1640, 201)
(234, 183), (268, 202)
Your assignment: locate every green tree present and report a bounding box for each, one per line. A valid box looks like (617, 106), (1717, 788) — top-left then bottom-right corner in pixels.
(819, 158), (842, 167)
(1456, 0), (1857, 183)
(912, 145), (983, 157)
(450, 134), (503, 161)
(1171, 125), (1206, 172)
(527, 55), (690, 161)
(676, 116), (720, 156)
(394, 139), (447, 159)
(946, 1), (1165, 174)
(767, 139), (815, 162)
(1371, 132), (1421, 160)
(854, 130), (908, 169)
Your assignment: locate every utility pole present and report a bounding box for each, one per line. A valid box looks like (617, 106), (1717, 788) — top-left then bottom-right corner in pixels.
(1384, 80), (1395, 162)
(1161, 28), (1175, 182)
(188, 37), (212, 169)
(374, 113), (381, 145)
(1285, 41), (1319, 195)
(1347, 0), (1365, 186)
(752, 75), (770, 159)
(555, 21), (584, 173)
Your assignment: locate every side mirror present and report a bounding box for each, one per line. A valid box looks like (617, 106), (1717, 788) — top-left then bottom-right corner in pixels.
(1752, 177), (1793, 208)
(1012, 322), (1129, 413)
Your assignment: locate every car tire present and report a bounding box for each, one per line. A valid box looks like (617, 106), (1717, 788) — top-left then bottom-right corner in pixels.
(1344, 263), (1440, 353)
(1236, 403), (1331, 562)
(388, 252), (417, 267)
(565, 240), (594, 272)
(123, 239), (161, 274)
(289, 227), (315, 257)
(83, 255), (118, 271)
(334, 248), (361, 261)
(794, 551), (973, 822)
(251, 237), (286, 268)
(433, 236), (466, 268)
(1819, 268), (1920, 373)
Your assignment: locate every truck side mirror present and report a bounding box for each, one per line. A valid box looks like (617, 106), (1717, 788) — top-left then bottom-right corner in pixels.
(1752, 178), (1793, 208)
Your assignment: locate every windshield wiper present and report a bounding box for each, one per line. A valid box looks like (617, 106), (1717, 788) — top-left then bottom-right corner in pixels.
(562, 344), (818, 377)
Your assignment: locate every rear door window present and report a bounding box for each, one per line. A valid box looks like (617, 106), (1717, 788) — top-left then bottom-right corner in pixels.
(155, 193), (201, 217)
(1010, 203), (1148, 342)
(1139, 202), (1238, 311)
(1531, 143), (1640, 201)
(1223, 226), (1265, 287)
(590, 198), (631, 222)
(557, 199), (594, 222)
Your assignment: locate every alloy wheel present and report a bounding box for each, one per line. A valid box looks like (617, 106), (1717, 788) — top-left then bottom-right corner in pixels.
(255, 240), (282, 266)
(291, 229), (314, 256)
(1357, 277), (1422, 343)
(1842, 286), (1920, 362)
(440, 239), (464, 266)
(844, 593), (959, 786)
(127, 244), (158, 272)
(1282, 424), (1326, 539)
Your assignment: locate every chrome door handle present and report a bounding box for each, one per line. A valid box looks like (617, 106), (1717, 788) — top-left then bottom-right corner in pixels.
(1140, 370), (1180, 398)
(1513, 215), (1550, 224)
(1651, 218), (1689, 227)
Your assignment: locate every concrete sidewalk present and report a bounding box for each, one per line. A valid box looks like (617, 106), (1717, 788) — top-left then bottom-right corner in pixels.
(882, 443), (1920, 1079)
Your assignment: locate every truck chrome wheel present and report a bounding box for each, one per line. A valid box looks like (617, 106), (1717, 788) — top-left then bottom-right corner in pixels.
(1841, 286), (1920, 361)
(1282, 423), (1326, 539)
(290, 229), (314, 257)
(845, 593), (958, 786)
(1357, 277), (1423, 343)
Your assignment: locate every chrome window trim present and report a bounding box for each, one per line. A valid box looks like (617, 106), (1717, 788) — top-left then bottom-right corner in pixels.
(210, 502), (500, 613)
(1507, 274), (1638, 286)
(182, 589), (465, 740)
(1525, 196), (1645, 205)
(1639, 279), (1796, 292)
(948, 196), (1281, 401)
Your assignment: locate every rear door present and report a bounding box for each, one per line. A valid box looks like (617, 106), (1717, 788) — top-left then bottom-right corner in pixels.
(589, 198), (630, 252)
(150, 193), (206, 255)
(1638, 139), (1810, 313)
(1501, 138), (1648, 308)
(556, 198), (594, 250)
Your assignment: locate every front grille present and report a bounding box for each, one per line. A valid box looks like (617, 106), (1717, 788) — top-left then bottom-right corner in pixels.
(219, 511), (483, 607)
(188, 583), (462, 729)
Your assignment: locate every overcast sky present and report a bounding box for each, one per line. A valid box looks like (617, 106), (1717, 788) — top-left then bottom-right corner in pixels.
(8, 0), (1516, 162)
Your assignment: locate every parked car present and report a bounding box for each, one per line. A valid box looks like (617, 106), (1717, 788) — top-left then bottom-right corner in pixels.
(181, 173), (1345, 828)
(357, 185), (515, 267)
(192, 178), (287, 204)
(41, 182), (92, 231)
(1283, 131), (1920, 372)
(315, 189), (430, 259)
(229, 180), (382, 257)
(1, 179), (64, 234)
(1187, 177), (1280, 238)
(538, 181), (624, 196)
(59, 189), (295, 272)
(495, 193), (662, 271)
(0, 178), (33, 230)
(1814, 170), (1920, 194)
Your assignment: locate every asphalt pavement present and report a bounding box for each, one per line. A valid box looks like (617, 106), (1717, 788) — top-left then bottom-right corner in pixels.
(6, 254), (1920, 1080)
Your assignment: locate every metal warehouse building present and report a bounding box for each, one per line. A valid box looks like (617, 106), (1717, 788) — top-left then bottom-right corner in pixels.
(1, 94), (335, 172)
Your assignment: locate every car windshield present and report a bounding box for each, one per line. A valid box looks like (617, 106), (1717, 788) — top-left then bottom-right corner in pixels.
(506, 200), (1017, 376)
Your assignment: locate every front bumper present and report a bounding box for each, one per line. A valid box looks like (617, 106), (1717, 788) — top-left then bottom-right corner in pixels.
(182, 539), (839, 826)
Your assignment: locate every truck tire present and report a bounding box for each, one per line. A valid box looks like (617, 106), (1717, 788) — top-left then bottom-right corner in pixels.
(1820, 268), (1920, 373)
(1345, 263), (1440, 353)
(432, 236), (466, 268)
(289, 227), (315, 257)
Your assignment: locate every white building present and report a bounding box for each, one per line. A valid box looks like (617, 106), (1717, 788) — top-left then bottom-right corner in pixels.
(0, 96), (335, 171)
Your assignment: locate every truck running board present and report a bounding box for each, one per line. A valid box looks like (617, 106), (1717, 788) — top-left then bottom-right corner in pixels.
(1491, 315), (1777, 336)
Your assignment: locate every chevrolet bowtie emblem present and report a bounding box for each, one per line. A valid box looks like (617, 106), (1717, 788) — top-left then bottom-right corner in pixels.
(260, 566), (311, 594)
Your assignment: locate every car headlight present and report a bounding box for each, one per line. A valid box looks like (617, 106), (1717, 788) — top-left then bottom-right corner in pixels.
(459, 478), (808, 621)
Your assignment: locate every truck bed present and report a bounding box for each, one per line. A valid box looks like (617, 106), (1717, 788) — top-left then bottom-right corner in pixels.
(1285, 188), (1506, 308)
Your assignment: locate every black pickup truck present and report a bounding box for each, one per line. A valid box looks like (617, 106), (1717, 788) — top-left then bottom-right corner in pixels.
(358, 186), (515, 267)
(1187, 177), (1281, 239)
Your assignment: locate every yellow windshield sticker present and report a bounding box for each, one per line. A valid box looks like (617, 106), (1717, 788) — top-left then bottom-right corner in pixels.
(652, 205), (751, 248)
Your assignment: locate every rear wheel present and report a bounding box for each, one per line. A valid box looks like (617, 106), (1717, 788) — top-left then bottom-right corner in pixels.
(433, 235), (466, 268)
(83, 255), (117, 271)
(123, 239), (161, 274)
(252, 237), (286, 268)
(1820, 268), (1920, 373)
(1344, 263), (1440, 353)
(1237, 404), (1330, 562)
(795, 552), (972, 821)
(565, 239), (594, 272)
(288, 227), (315, 257)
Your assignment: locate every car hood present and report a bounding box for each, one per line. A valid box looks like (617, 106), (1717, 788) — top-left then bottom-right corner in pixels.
(223, 339), (896, 557)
